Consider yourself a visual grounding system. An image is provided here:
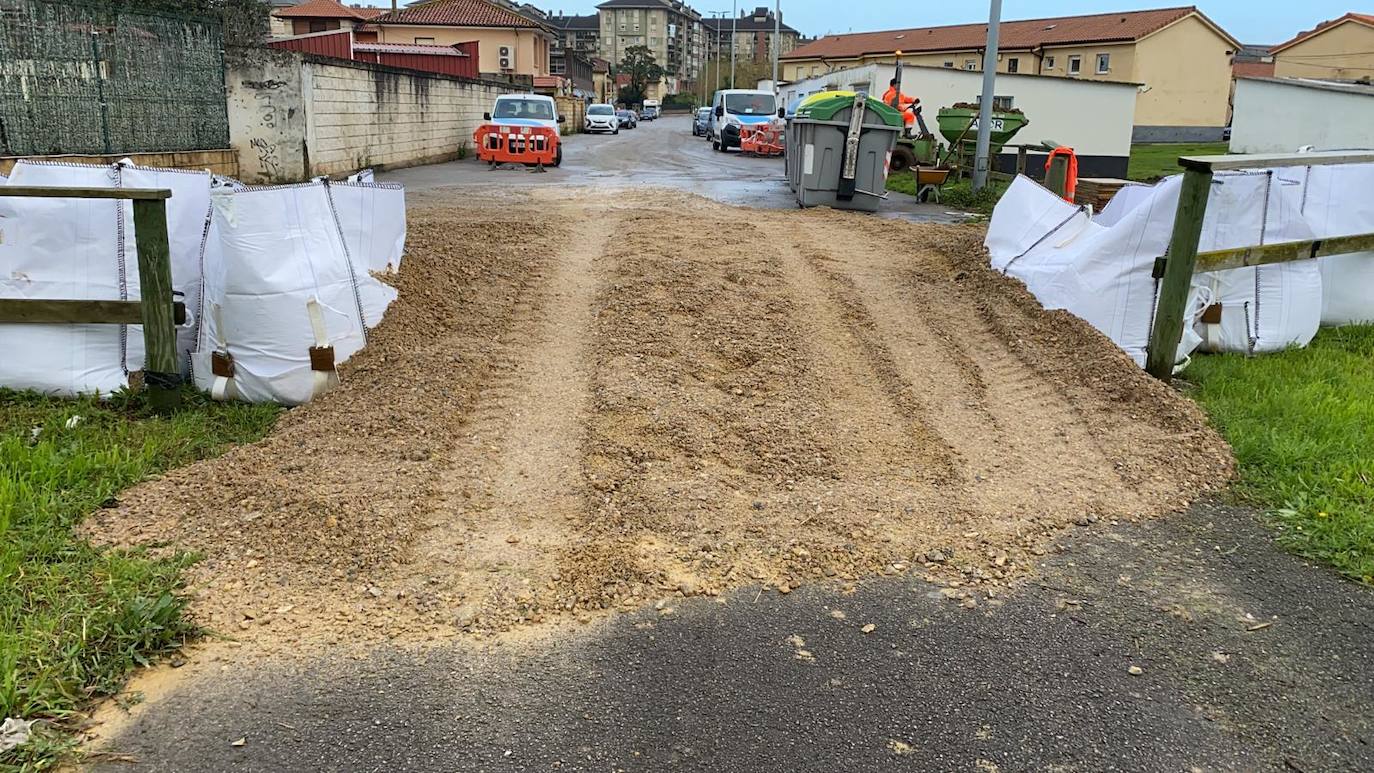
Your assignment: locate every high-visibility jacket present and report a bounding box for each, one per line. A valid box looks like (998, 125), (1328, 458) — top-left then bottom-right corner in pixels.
(881, 86), (919, 126)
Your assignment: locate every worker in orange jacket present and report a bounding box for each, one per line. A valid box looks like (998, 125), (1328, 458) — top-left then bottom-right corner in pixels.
(881, 78), (920, 135)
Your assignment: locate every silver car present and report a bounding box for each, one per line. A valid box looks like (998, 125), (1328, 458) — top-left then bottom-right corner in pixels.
(584, 103), (619, 134)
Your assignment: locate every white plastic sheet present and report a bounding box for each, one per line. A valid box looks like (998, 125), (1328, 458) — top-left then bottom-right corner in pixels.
(192, 182), (397, 406)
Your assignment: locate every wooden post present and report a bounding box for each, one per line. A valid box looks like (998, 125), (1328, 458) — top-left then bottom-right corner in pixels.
(1015, 145), (1028, 176)
(131, 198), (181, 412)
(1045, 154), (1069, 198)
(1144, 166), (1213, 380)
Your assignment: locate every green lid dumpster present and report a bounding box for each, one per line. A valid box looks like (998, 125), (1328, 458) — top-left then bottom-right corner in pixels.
(787, 92), (903, 212)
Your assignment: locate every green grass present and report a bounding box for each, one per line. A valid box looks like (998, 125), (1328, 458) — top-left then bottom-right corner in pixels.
(1184, 326), (1374, 585)
(0, 387), (279, 769)
(886, 172), (1009, 216)
(1128, 142), (1230, 182)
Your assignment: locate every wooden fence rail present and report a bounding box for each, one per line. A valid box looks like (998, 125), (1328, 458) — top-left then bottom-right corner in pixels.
(1144, 150), (1374, 380)
(0, 185), (180, 411)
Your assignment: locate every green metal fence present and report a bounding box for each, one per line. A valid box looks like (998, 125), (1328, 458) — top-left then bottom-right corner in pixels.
(0, 0), (230, 156)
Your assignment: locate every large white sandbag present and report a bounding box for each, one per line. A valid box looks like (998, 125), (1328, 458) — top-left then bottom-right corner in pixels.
(327, 176), (406, 274)
(193, 182), (396, 406)
(1292, 163), (1374, 325)
(1092, 182), (1156, 228)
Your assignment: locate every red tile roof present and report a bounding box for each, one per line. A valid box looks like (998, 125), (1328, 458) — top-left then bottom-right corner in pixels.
(782, 6), (1236, 61)
(273, 0), (381, 21)
(1271, 13), (1374, 54)
(372, 0), (542, 28)
(1232, 60), (1275, 78)
(354, 42), (470, 56)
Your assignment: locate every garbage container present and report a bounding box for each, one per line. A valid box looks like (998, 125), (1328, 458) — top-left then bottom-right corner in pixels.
(787, 92), (902, 212)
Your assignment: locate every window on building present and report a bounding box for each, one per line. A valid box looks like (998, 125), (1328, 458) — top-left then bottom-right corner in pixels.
(1007, 57), (1019, 73)
(1068, 55), (1082, 74)
(1096, 53), (1110, 74)
(308, 19), (328, 33)
(414, 36), (434, 44)
(1045, 55), (1055, 69)
(964, 59), (977, 71)
(943, 60), (954, 68)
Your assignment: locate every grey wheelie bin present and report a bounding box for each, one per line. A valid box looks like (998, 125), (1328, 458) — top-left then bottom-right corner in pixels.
(787, 92), (903, 212)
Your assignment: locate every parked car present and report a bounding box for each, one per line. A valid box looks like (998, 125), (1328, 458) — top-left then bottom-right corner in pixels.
(585, 103), (619, 134)
(692, 106), (712, 136)
(708, 89), (780, 152)
(616, 109), (638, 129)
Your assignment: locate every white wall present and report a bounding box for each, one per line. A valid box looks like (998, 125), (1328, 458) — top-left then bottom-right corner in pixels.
(1230, 78), (1374, 154)
(781, 63), (1137, 159)
(227, 48), (509, 183)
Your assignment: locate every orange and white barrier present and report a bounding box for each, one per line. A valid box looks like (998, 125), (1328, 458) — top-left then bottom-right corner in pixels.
(473, 123), (559, 167)
(740, 124), (784, 157)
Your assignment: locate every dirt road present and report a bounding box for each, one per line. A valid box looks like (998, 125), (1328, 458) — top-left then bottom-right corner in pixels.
(80, 123), (1373, 771)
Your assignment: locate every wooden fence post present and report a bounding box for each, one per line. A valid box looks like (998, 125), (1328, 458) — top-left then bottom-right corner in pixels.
(1145, 165), (1213, 380)
(131, 197), (181, 412)
(1045, 154), (1069, 198)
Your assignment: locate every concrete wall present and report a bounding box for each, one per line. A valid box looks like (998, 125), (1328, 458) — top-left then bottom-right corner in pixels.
(1230, 78), (1374, 153)
(780, 62), (1137, 172)
(1274, 20), (1374, 80)
(226, 47), (510, 183)
(0, 149), (238, 177)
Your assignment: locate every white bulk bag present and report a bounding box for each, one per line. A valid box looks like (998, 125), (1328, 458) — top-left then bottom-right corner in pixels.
(1294, 163), (1374, 325)
(193, 182), (396, 406)
(328, 176), (406, 274)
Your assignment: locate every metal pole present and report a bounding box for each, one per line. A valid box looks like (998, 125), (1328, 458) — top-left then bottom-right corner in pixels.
(771, 0), (780, 93)
(972, 0), (1002, 191)
(730, 0), (737, 88)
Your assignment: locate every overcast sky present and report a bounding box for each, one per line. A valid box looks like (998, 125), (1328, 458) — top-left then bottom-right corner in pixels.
(357, 1), (1354, 46)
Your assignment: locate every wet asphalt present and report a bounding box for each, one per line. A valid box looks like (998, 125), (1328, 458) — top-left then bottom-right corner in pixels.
(95, 504), (1374, 772)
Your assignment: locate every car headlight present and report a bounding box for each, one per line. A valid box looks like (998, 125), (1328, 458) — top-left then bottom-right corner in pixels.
(726, 117), (741, 128)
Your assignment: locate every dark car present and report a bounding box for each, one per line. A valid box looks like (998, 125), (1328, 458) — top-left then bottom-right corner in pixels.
(616, 109), (638, 129)
(692, 106), (712, 137)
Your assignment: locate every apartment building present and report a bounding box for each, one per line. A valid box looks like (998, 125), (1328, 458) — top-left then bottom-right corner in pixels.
(780, 6), (1241, 141)
(595, 0), (704, 96)
(701, 6), (801, 65)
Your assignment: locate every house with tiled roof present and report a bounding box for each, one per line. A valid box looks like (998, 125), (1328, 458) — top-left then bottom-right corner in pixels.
(369, 0), (555, 80)
(1272, 13), (1374, 81)
(272, 0), (383, 37)
(780, 6), (1241, 141)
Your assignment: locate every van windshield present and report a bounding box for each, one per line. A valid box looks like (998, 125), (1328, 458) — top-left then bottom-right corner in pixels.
(725, 93), (776, 116)
(494, 99), (554, 120)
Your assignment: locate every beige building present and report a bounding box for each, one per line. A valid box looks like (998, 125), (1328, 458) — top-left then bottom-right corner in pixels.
(368, 0), (555, 80)
(596, 0), (704, 95)
(780, 6), (1241, 141)
(271, 0), (382, 37)
(1272, 13), (1374, 81)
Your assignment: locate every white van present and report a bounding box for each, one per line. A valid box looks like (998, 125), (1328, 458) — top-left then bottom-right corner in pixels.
(485, 93), (565, 136)
(708, 89), (780, 152)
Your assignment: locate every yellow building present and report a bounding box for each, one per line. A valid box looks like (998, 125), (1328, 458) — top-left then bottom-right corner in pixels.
(1272, 13), (1374, 81)
(780, 6), (1241, 141)
(369, 0), (554, 80)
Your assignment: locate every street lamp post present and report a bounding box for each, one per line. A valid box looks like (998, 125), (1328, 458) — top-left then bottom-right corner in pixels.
(770, 0), (780, 93)
(972, 0), (1003, 191)
(730, 0), (737, 88)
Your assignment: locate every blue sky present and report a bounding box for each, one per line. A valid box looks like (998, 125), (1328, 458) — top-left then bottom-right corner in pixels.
(358, 1), (1356, 46)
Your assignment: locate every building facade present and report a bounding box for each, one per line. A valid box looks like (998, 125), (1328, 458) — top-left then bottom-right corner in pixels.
(271, 0), (381, 37)
(595, 0), (704, 97)
(368, 0), (555, 81)
(1271, 13), (1374, 81)
(779, 6), (1241, 141)
(701, 6), (800, 65)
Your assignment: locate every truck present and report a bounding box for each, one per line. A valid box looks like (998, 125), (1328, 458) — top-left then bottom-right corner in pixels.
(640, 99), (660, 121)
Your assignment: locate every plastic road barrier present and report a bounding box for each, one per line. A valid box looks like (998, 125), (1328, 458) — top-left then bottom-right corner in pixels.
(474, 123), (559, 167)
(740, 124), (784, 157)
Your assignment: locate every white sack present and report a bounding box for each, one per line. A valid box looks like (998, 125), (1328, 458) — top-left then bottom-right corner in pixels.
(193, 182), (396, 406)
(1294, 163), (1374, 325)
(1093, 182), (1155, 228)
(326, 177), (406, 274)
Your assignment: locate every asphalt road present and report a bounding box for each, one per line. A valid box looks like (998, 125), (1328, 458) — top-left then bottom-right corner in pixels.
(95, 505), (1374, 772)
(384, 114), (967, 222)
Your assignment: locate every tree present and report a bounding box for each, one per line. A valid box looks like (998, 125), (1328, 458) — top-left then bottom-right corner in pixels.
(614, 45), (664, 106)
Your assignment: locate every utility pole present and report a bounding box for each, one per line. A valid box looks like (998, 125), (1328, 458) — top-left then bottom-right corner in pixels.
(972, 0), (1002, 191)
(770, 0), (780, 93)
(730, 0), (737, 88)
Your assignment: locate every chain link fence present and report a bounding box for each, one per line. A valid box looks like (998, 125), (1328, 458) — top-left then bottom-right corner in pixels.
(0, 0), (231, 156)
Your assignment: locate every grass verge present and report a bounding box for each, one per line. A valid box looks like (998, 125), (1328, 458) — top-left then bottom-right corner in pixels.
(1, 387), (279, 768)
(1128, 142), (1229, 182)
(886, 172), (1009, 216)
(1183, 326), (1374, 584)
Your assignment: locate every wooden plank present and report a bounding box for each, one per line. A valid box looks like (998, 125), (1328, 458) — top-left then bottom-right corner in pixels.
(0, 186), (172, 200)
(0, 298), (143, 324)
(1195, 231), (1374, 273)
(132, 198), (181, 412)
(1145, 167), (1213, 380)
(1179, 150), (1374, 173)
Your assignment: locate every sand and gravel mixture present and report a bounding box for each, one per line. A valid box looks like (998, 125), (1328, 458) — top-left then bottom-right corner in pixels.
(83, 188), (1233, 649)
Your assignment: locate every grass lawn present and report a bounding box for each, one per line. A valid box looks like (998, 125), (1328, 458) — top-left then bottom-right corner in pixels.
(1, 388), (279, 767)
(1184, 326), (1374, 585)
(886, 171), (1009, 216)
(1128, 142), (1230, 182)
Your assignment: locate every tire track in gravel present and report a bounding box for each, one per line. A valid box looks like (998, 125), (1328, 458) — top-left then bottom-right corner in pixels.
(392, 192), (616, 631)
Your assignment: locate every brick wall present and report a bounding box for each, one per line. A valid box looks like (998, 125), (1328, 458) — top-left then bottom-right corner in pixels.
(227, 47), (510, 183)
